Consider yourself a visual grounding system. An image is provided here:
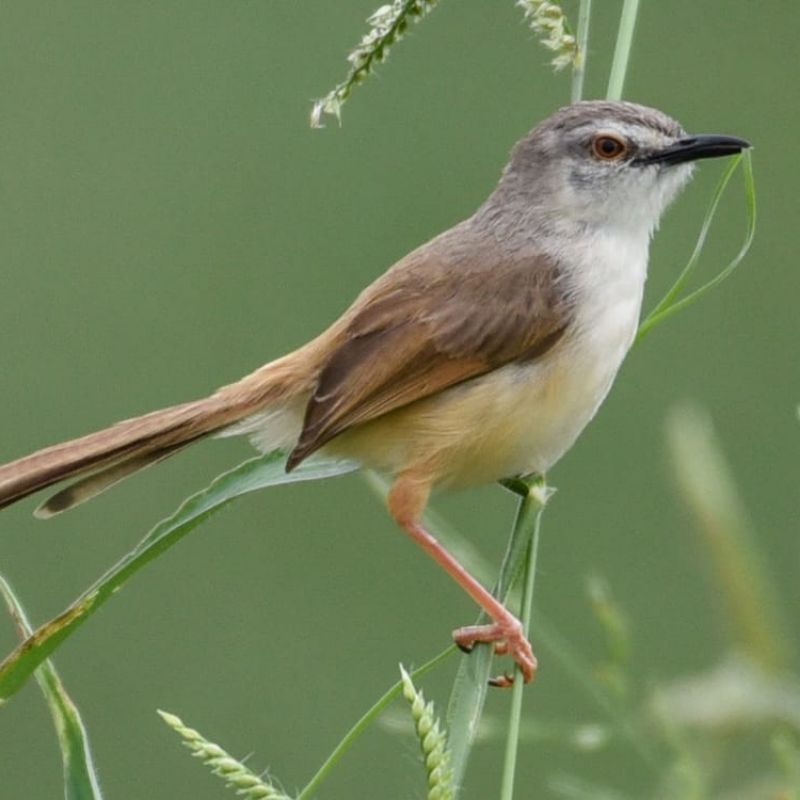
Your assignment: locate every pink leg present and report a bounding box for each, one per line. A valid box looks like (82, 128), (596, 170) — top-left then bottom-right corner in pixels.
(388, 475), (538, 685)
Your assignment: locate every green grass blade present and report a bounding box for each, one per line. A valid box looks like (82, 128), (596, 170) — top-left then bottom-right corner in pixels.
(637, 150), (756, 343)
(605, 0), (640, 100)
(0, 451), (358, 702)
(532, 616), (659, 768)
(446, 478), (549, 792)
(444, 633), (494, 792)
(571, 0), (593, 103)
(644, 155), (742, 322)
(500, 479), (549, 800)
(666, 403), (793, 671)
(0, 574), (104, 799)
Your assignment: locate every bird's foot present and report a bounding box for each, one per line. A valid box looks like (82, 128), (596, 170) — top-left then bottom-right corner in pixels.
(452, 616), (537, 686)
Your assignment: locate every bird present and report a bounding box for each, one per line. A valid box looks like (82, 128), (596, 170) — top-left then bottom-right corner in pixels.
(0, 101), (750, 684)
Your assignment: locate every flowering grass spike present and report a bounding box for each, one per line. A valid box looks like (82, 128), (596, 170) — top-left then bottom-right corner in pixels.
(311, 0), (440, 127)
(157, 710), (290, 800)
(400, 665), (455, 800)
(517, 0), (578, 71)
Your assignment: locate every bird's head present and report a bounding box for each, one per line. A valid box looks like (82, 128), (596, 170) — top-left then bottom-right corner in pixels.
(501, 100), (750, 236)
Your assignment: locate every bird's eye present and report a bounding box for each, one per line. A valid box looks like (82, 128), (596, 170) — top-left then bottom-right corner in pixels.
(592, 134), (628, 160)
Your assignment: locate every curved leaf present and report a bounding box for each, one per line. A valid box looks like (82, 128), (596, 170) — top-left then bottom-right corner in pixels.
(0, 575), (104, 799)
(0, 451), (358, 702)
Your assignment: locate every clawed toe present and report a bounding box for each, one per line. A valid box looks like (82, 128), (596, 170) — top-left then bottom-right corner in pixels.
(452, 618), (538, 686)
(488, 672), (515, 689)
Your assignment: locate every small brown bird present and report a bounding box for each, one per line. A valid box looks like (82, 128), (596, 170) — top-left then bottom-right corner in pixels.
(0, 101), (749, 683)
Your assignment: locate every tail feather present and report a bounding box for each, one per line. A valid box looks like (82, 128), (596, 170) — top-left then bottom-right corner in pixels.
(0, 398), (228, 512)
(33, 443), (188, 518)
(0, 351), (315, 515)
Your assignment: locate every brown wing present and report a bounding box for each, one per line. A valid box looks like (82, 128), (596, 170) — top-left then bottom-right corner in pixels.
(287, 226), (573, 469)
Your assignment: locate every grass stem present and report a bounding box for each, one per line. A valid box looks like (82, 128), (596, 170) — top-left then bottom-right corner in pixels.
(296, 646), (455, 800)
(571, 0), (593, 102)
(606, 0), (640, 100)
(499, 479), (549, 800)
(637, 151), (756, 343)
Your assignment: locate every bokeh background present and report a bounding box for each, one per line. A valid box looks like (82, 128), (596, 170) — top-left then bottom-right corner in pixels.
(0, 2), (797, 797)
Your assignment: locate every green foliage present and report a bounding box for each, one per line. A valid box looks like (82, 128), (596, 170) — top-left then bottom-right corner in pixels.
(0, 576), (103, 800)
(447, 477), (551, 791)
(547, 403), (800, 797)
(665, 403), (793, 670)
(499, 479), (551, 800)
(637, 151), (757, 343)
(606, 0), (641, 100)
(0, 451), (357, 702)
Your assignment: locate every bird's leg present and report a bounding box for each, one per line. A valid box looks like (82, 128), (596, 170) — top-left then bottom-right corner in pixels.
(388, 474), (537, 685)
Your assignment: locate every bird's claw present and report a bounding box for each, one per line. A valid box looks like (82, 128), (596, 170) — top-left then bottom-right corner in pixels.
(452, 617), (537, 685)
(488, 672), (515, 689)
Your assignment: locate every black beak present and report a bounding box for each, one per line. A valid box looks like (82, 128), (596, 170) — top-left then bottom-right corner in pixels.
(639, 134), (751, 166)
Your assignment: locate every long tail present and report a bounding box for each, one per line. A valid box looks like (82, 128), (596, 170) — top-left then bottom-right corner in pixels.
(0, 352), (312, 518)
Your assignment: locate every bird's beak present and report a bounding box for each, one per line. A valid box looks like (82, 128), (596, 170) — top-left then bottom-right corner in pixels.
(639, 134), (751, 166)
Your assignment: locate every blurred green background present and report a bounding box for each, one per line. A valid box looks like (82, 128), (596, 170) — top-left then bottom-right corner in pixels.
(0, 2), (797, 797)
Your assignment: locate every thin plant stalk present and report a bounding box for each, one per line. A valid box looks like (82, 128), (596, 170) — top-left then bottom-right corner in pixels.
(499, 480), (549, 800)
(606, 0), (641, 100)
(666, 403), (792, 671)
(446, 477), (548, 788)
(641, 155), (742, 324)
(637, 151), (756, 341)
(533, 615), (659, 768)
(296, 645), (455, 800)
(571, 0), (593, 102)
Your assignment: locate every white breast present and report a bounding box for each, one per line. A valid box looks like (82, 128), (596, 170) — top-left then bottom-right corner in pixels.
(527, 227), (649, 470)
(399, 226), (650, 488)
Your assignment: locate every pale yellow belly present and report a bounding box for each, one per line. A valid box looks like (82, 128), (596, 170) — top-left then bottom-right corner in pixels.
(327, 336), (625, 488)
